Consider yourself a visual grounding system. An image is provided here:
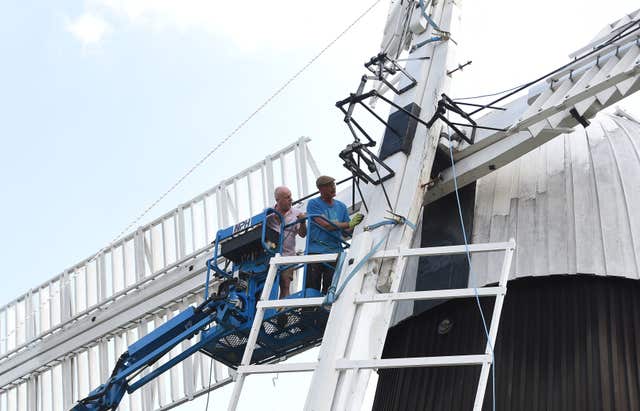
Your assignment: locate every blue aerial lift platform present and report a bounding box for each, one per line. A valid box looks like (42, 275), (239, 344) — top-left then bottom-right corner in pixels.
(71, 208), (348, 410)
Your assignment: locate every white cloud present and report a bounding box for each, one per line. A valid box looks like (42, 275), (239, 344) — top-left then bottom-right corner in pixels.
(66, 12), (111, 46)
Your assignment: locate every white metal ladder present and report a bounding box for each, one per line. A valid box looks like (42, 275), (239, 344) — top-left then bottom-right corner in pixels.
(226, 239), (515, 411)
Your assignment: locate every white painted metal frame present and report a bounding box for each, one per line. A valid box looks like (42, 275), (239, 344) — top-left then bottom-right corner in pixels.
(425, 13), (640, 204)
(303, 1), (463, 409)
(226, 240), (514, 411)
(0, 137), (320, 411)
(226, 252), (337, 411)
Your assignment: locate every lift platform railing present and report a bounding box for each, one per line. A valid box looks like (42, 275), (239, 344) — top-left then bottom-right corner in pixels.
(226, 239), (515, 411)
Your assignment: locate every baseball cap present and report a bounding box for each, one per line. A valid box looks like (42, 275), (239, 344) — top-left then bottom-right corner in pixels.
(316, 175), (336, 187)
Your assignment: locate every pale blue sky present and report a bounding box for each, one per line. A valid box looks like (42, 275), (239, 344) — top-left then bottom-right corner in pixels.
(1, 0), (639, 409)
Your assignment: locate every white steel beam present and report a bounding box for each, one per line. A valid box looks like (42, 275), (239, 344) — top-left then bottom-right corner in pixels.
(472, 240), (515, 411)
(353, 286), (505, 303)
(270, 253), (339, 265)
(371, 241), (513, 259)
(227, 259), (280, 410)
(0, 248), (212, 389)
(236, 362), (317, 375)
(425, 28), (640, 205)
(305, 1), (462, 409)
(335, 355), (492, 370)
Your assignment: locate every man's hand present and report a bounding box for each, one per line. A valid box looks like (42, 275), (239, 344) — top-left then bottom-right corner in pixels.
(298, 212), (307, 221)
(348, 213), (364, 229)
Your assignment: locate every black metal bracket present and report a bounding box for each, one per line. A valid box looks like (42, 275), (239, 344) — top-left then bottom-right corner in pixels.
(339, 140), (394, 186)
(426, 94), (507, 145)
(335, 69), (441, 188)
(569, 107), (591, 128)
(336, 81), (431, 149)
(364, 53), (419, 95)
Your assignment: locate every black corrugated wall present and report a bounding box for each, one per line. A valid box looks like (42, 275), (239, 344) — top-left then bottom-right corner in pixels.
(372, 275), (640, 411)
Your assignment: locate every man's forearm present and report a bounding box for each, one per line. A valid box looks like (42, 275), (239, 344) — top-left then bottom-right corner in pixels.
(313, 217), (339, 231)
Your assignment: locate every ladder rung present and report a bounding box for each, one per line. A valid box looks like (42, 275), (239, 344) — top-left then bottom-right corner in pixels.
(371, 241), (514, 259)
(257, 297), (325, 309)
(237, 361), (317, 375)
(335, 354), (492, 370)
(354, 286), (505, 304)
(271, 253), (339, 265)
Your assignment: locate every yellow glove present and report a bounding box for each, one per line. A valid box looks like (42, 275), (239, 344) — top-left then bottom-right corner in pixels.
(348, 213), (364, 229)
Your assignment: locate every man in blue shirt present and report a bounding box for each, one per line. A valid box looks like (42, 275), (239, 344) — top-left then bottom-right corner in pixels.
(306, 175), (363, 294)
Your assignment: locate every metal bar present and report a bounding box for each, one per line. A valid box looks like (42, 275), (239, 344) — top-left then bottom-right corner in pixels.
(179, 301), (195, 399)
(154, 377), (234, 411)
(24, 292), (33, 344)
(101, 253), (109, 302)
(121, 243), (128, 290)
(204, 196), (214, 247)
(354, 286), (505, 303)
(48, 284), (54, 345)
(236, 362), (317, 375)
(111, 248), (120, 297)
(147, 228), (156, 276)
(452, 101), (506, 111)
(126, 317), (213, 392)
(227, 259), (280, 411)
(472, 241), (515, 411)
(1, 309), (6, 355)
(292, 176), (354, 206)
(294, 143), (303, 198)
(246, 176), (254, 216)
(177, 207), (187, 259)
(335, 354), (491, 370)
(265, 157), (275, 206)
(446, 121), (506, 132)
(257, 297), (325, 309)
(304, 144), (321, 182)
(298, 140), (310, 196)
(174, 210), (181, 265)
(371, 241), (512, 259)
(135, 230), (146, 282)
(260, 165), (268, 207)
(358, 100), (406, 141)
(279, 152), (287, 189)
(233, 181), (240, 223)
(374, 92), (431, 127)
(215, 186), (226, 230)
(187, 206), (196, 256)
(160, 220), (168, 268)
(270, 253), (339, 265)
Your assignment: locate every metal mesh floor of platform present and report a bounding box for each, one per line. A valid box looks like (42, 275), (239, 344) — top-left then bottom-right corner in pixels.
(200, 306), (329, 368)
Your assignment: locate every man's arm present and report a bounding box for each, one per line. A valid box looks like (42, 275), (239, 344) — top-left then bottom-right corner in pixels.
(297, 212), (307, 237)
(340, 204), (363, 235)
(308, 201), (344, 232)
(339, 204), (353, 234)
(313, 217), (349, 231)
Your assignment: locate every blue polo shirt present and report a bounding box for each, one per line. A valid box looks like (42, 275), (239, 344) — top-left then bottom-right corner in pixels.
(306, 197), (350, 254)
